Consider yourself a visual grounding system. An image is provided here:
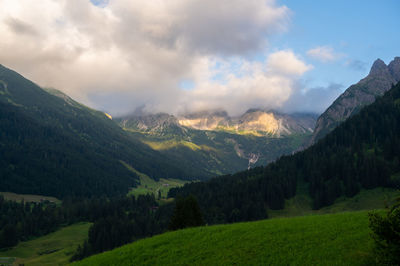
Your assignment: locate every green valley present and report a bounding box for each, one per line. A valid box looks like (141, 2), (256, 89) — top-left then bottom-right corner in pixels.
(0, 3), (399, 263)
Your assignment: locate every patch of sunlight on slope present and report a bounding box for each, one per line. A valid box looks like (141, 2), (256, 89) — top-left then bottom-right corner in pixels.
(143, 139), (203, 151)
(120, 161), (187, 200)
(104, 113), (112, 119)
(0, 223), (91, 266)
(73, 211), (376, 266)
(214, 126), (269, 137)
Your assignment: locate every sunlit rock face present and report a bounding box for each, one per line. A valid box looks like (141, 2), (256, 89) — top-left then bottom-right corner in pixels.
(178, 111), (230, 131)
(236, 111), (280, 134)
(177, 109), (315, 136)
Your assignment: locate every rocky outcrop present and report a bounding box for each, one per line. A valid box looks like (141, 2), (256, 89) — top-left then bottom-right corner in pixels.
(310, 57), (400, 144)
(118, 113), (188, 136)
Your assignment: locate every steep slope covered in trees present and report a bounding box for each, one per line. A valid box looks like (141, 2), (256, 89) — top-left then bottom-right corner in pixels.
(310, 57), (400, 144)
(170, 81), (400, 223)
(0, 64), (198, 198)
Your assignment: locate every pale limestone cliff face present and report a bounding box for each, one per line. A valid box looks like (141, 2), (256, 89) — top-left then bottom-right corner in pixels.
(237, 112), (280, 134)
(310, 57), (400, 145)
(178, 116), (228, 131)
(178, 111), (281, 134)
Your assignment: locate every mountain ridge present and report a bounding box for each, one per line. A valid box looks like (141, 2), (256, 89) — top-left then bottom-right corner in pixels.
(310, 57), (400, 144)
(118, 109), (317, 137)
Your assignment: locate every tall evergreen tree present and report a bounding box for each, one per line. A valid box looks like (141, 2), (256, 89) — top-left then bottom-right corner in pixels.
(169, 195), (204, 230)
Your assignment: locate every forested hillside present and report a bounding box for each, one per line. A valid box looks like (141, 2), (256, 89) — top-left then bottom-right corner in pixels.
(0, 65), (199, 198)
(169, 81), (400, 224)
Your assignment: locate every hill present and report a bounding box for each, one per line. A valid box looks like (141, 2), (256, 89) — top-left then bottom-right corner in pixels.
(73, 211), (375, 265)
(0, 64), (199, 198)
(310, 57), (400, 144)
(116, 110), (316, 175)
(169, 80), (400, 223)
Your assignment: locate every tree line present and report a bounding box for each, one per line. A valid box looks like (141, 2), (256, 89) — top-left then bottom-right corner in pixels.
(0, 195), (172, 254)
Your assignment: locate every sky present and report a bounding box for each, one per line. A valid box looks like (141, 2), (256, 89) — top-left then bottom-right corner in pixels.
(0, 0), (398, 116)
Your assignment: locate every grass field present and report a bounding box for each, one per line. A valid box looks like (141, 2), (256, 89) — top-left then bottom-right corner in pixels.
(269, 184), (400, 218)
(0, 192), (60, 203)
(122, 161), (188, 200)
(73, 210), (377, 266)
(0, 223), (91, 266)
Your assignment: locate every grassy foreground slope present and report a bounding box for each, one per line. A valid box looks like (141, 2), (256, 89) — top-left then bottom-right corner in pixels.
(0, 223), (90, 266)
(74, 211), (375, 266)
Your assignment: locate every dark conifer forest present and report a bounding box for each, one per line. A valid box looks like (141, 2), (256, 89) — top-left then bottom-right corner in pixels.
(0, 194), (173, 259)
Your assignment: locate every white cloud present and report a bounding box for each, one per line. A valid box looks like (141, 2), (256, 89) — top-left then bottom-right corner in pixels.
(267, 50), (312, 76)
(0, 0), (319, 116)
(165, 50), (313, 116)
(307, 46), (341, 62)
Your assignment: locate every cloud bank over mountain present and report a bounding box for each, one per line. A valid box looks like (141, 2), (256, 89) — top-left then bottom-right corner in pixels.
(0, 0), (340, 115)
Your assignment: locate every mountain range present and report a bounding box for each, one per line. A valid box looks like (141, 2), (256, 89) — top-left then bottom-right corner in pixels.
(118, 109), (316, 137)
(0, 63), (318, 199)
(1, 57), (399, 198)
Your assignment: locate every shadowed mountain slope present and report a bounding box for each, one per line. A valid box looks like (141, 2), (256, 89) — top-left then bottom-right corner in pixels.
(0, 64), (198, 198)
(310, 57), (400, 144)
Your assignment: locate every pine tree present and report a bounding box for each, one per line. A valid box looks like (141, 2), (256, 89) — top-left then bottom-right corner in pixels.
(169, 195), (204, 230)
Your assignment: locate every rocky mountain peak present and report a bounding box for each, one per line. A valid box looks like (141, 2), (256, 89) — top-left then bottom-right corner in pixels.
(388, 57), (400, 82)
(310, 56), (400, 145)
(369, 58), (389, 76)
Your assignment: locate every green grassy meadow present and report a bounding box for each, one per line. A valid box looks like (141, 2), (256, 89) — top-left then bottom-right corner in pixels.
(0, 223), (90, 266)
(73, 210), (377, 266)
(122, 161), (188, 200)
